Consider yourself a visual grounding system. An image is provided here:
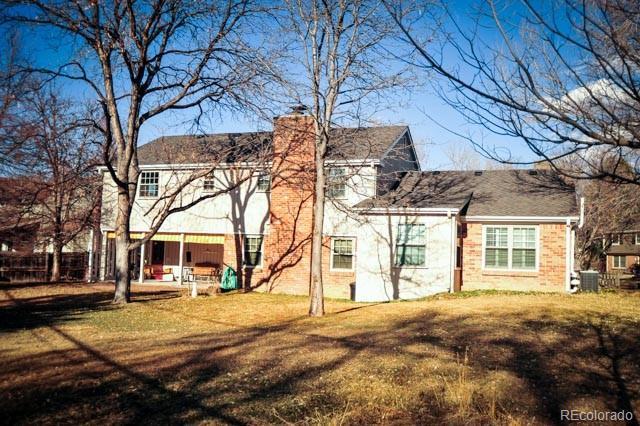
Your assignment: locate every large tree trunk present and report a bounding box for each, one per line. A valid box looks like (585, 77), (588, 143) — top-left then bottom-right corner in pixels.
(113, 191), (132, 304)
(309, 149), (325, 317)
(50, 241), (62, 282)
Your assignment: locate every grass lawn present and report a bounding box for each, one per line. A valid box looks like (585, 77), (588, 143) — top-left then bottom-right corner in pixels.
(1, 283), (639, 425)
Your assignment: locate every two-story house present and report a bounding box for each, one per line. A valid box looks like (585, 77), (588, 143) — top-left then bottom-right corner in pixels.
(603, 228), (640, 273)
(99, 110), (581, 301)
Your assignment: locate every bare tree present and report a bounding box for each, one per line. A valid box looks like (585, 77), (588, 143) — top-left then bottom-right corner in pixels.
(7, 89), (100, 281)
(0, 31), (32, 170)
(2, 0), (270, 302)
(386, 0), (640, 185)
(442, 143), (510, 170)
(276, 0), (410, 316)
(559, 155), (640, 269)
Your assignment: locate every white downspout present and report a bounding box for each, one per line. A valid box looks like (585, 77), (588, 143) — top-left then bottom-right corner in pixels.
(565, 218), (572, 292)
(578, 197), (585, 229)
(448, 210), (456, 293)
(86, 228), (94, 282)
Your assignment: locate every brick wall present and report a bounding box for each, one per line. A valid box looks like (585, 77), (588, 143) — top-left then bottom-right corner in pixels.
(222, 234), (267, 289)
(262, 114), (316, 296)
(321, 237), (355, 299)
(220, 233), (352, 298)
(461, 222), (567, 292)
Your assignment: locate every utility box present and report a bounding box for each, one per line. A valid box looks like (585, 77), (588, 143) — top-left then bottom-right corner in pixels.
(580, 271), (599, 292)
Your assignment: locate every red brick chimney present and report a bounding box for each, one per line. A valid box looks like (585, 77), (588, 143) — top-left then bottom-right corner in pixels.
(264, 107), (316, 294)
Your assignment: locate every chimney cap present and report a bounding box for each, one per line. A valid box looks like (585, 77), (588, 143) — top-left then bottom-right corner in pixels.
(290, 104), (309, 115)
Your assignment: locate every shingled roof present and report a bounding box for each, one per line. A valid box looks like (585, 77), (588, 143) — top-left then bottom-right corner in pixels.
(357, 169), (578, 217)
(137, 126), (407, 165)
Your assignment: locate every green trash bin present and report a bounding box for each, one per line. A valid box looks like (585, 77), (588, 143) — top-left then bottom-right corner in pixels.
(221, 266), (237, 291)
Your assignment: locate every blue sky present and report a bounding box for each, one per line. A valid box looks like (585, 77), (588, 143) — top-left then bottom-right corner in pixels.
(7, 0), (538, 170)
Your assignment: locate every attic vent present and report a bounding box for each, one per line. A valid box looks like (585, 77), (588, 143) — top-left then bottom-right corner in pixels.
(474, 171), (483, 176)
(433, 171), (441, 175)
(528, 170), (538, 175)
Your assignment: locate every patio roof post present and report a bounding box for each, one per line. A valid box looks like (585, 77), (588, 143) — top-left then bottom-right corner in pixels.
(99, 231), (107, 281)
(178, 233), (185, 286)
(138, 242), (145, 284)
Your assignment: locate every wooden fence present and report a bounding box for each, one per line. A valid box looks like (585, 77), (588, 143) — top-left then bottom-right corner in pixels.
(0, 252), (88, 283)
(599, 271), (640, 290)
(599, 272), (620, 289)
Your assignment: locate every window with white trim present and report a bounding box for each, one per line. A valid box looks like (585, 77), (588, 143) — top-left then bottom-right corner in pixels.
(396, 224), (426, 266)
(484, 227), (508, 268)
(613, 255), (626, 269)
(483, 226), (537, 270)
(327, 167), (346, 198)
(243, 236), (263, 267)
(512, 227), (537, 269)
(256, 172), (271, 192)
(611, 234), (621, 245)
(635, 234), (640, 245)
(331, 238), (355, 270)
(203, 172), (216, 192)
(139, 171), (159, 197)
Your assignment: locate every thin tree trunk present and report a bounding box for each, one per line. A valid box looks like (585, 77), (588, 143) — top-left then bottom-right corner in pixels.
(309, 148), (325, 317)
(113, 191), (131, 304)
(50, 241), (62, 282)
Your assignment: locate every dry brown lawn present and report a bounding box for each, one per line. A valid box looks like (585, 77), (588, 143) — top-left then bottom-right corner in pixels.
(1, 283), (639, 425)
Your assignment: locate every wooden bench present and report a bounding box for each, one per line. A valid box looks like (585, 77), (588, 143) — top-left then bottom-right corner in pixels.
(189, 263), (222, 296)
(192, 263), (220, 282)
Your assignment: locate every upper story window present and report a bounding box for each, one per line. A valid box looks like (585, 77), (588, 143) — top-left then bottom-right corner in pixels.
(611, 234), (621, 246)
(396, 224), (426, 267)
(331, 238), (355, 271)
(203, 172), (216, 192)
(256, 172), (271, 192)
(483, 225), (537, 271)
(139, 171), (159, 198)
(635, 234), (640, 245)
(327, 167), (346, 198)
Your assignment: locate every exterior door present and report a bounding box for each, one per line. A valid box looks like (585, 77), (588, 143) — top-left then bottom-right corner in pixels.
(151, 241), (165, 265)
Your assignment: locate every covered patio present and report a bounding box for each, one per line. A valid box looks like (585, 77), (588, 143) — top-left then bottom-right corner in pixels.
(102, 232), (235, 287)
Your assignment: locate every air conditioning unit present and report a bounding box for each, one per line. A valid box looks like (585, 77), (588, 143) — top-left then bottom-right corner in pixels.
(580, 270), (599, 292)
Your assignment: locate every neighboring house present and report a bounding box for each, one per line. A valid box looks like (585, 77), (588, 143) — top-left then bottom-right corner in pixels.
(0, 177), (96, 255)
(98, 111), (580, 301)
(603, 229), (640, 272)
(0, 177), (46, 252)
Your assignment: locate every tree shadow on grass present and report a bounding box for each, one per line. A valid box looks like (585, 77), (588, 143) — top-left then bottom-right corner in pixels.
(0, 290), (639, 424)
(0, 286), (180, 333)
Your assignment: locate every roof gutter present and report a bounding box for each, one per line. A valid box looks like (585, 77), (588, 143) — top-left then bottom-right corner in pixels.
(96, 158), (381, 173)
(355, 207), (460, 216)
(463, 215), (580, 223)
